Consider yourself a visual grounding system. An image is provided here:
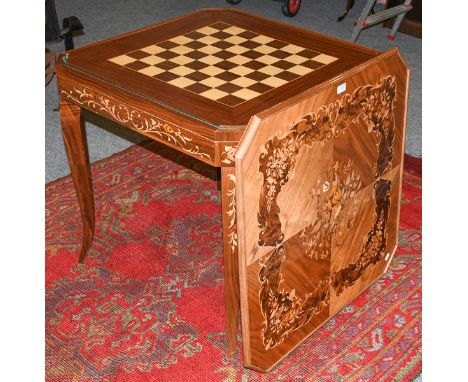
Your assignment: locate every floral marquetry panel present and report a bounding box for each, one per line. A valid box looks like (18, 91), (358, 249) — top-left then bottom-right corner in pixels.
(234, 50), (408, 371)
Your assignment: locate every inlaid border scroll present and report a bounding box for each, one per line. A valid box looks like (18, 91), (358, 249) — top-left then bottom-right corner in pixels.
(256, 76), (397, 349)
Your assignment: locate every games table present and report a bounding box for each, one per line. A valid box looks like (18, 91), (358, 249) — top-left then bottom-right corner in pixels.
(56, 8), (409, 372)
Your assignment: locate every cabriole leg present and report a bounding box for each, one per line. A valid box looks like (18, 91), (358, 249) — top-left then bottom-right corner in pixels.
(60, 98), (95, 263)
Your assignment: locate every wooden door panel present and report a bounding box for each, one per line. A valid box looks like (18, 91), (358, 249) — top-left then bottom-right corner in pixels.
(235, 50), (409, 371)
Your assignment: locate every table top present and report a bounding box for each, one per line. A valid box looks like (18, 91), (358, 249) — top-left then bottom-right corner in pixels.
(59, 9), (379, 127)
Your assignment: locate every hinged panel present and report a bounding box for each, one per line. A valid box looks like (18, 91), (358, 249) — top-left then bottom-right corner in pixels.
(235, 50), (408, 371)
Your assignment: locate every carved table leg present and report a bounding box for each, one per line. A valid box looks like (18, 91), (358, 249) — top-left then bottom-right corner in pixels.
(220, 167), (240, 360)
(60, 98), (95, 263)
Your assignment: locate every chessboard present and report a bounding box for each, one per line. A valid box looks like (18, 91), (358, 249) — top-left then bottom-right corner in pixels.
(109, 22), (338, 107)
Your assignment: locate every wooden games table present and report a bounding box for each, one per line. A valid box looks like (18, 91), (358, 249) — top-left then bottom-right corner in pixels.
(56, 8), (409, 372)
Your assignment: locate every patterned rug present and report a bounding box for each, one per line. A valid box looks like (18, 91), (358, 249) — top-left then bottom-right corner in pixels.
(46, 141), (421, 381)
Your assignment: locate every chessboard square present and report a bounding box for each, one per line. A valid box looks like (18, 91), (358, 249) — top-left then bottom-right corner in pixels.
(139, 55), (165, 66)
(230, 76), (257, 88)
(258, 65), (283, 76)
(185, 40), (206, 50)
(241, 49), (263, 60)
(199, 45), (222, 55)
(158, 40), (178, 50)
(213, 50), (236, 59)
(200, 76), (226, 88)
(217, 94), (245, 106)
(302, 60), (325, 70)
(185, 71), (210, 82)
(266, 39), (288, 49)
(199, 65), (225, 76)
(158, 50), (179, 59)
(169, 35), (193, 45)
(269, 49), (290, 59)
(247, 82), (274, 94)
(215, 60), (238, 71)
(109, 54), (136, 66)
(138, 65), (165, 77)
(169, 45), (194, 55)
(227, 55), (252, 65)
(251, 35), (274, 44)
(199, 55), (223, 65)
(288, 65), (314, 76)
(244, 60), (267, 70)
(200, 88), (230, 101)
(168, 76), (196, 88)
(140, 45), (165, 55)
(312, 53), (339, 64)
(282, 44), (304, 54)
(213, 40), (234, 49)
(211, 31), (231, 40)
(186, 50), (206, 60)
(225, 35), (248, 45)
(245, 71), (270, 81)
(154, 71), (179, 82)
(275, 70), (301, 81)
(169, 55), (195, 66)
(215, 71), (239, 82)
(196, 26), (219, 35)
(127, 50), (151, 59)
(227, 65), (254, 77)
(184, 31), (205, 40)
(240, 40), (261, 49)
(260, 76), (288, 88)
(157, 60), (179, 70)
(186, 60), (208, 70)
(125, 60), (149, 71)
(284, 54), (308, 64)
(272, 59), (296, 70)
(216, 82), (243, 93)
(223, 26), (246, 35)
(225, 45), (249, 55)
(237, 30), (259, 39)
(254, 44), (276, 55)
(168, 65), (195, 76)
(296, 49), (320, 59)
(232, 88), (261, 101)
(198, 35), (221, 45)
(257, 54), (280, 65)
(185, 82), (211, 94)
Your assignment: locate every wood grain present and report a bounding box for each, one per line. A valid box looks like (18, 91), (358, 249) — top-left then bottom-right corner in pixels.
(60, 99), (95, 263)
(235, 49), (409, 371)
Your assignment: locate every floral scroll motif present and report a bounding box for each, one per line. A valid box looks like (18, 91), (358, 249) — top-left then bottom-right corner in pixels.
(300, 160), (362, 261)
(225, 174), (238, 253)
(257, 76), (396, 246)
(259, 244), (330, 350)
(220, 145), (237, 165)
(257, 76), (397, 349)
(61, 87), (212, 161)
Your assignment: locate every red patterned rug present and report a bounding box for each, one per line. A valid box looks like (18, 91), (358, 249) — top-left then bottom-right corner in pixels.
(46, 142), (421, 381)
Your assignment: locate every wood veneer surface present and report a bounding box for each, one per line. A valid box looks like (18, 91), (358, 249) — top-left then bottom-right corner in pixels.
(235, 49), (408, 371)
